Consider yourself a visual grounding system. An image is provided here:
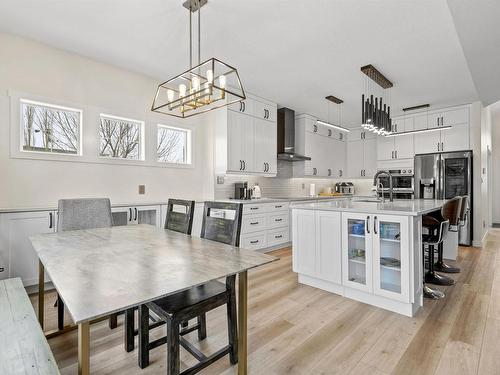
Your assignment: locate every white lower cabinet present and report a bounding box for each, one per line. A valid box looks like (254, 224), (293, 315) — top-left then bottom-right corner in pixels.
(239, 202), (290, 251)
(0, 211), (56, 286)
(292, 209), (316, 276)
(112, 205), (161, 227)
(316, 211), (342, 283)
(342, 212), (410, 302)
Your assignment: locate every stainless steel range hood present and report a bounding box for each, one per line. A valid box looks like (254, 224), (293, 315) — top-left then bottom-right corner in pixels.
(277, 107), (311, 161)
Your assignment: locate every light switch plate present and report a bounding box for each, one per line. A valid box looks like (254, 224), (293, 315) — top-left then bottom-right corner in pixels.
(139, 185), (146, 194)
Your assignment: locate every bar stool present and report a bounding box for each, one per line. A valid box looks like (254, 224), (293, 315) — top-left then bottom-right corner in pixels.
(459, 195), (469, 228)
(434, 197), (462, 274)
(422, 197), (461, 299)
(422, 215), (448, 299)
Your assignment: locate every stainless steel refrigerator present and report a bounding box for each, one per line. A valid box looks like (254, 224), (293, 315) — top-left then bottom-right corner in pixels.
(414, 150), (473, 246)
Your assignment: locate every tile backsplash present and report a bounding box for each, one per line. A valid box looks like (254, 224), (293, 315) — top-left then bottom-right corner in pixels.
(214, 160), (375, 199)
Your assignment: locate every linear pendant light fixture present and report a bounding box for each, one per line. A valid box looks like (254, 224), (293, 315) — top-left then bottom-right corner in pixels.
(385, 103), (451, 137)
(151, 0), (245, 118)
(317, 96), (350, 133)
(361, 64), (393, 136)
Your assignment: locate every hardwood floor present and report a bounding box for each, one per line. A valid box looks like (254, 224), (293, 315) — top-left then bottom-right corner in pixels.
(30, 231), (500, 375)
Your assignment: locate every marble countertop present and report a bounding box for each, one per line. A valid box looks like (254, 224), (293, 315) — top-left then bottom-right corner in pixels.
(291, 199), (447, 216)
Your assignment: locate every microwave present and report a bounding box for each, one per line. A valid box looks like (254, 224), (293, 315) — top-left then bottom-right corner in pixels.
(376, 169), (414, 192)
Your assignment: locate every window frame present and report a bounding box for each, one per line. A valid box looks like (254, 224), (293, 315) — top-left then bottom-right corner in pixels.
(156, 124), (192, 165)
(19, 98), (83, 157)
(99, 113), (145, 161)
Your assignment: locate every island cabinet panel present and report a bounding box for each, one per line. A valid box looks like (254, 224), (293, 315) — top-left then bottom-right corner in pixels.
(316, 211), (342, 283)
(341, 213), (373, 292)
(372, 214), (410, 302)
(341, 212), (410, 302)
(292, 210), (316, 277)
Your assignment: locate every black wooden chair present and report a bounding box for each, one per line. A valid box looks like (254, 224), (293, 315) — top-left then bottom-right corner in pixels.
(137, 201), (242, 375)
(124, 199), (197, 351)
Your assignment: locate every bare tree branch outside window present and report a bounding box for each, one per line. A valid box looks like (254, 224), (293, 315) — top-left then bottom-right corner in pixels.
(22, 101), (80, 154)
(99, 116), (142, 159)
(157, 125), (188, 163)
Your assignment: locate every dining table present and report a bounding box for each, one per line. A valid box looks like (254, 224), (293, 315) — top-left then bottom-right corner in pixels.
(30, 224), (277, 375)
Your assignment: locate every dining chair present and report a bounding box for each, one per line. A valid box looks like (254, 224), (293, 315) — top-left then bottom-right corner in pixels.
(137, 201), (242, 375)
(55, 198), (114, 330)
(123, 198), (197, 352)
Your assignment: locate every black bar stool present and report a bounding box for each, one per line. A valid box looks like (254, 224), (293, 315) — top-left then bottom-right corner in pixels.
(422, 197), (461, 299)
(434, 197), (462, 274)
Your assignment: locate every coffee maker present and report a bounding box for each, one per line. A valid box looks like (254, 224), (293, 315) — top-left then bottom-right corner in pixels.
(234, 182), (251, 200)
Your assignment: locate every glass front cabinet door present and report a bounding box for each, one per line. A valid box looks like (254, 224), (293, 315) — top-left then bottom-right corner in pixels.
(341, 213), (373, 292)
(372, 214), (410, 302)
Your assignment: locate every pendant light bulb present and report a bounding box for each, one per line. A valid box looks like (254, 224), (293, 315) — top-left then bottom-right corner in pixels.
(206, 69), (213, 84)
(192, 76), (200, 91)
(167, 89), (175, 102)
(179, 84), (187, 98)
(219, 75), (226, 89)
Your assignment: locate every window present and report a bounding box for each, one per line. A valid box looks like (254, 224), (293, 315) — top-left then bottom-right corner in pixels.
(157, 125), (191, 164)
(21, 99), (82, 155)
(99, 114), (144, 160)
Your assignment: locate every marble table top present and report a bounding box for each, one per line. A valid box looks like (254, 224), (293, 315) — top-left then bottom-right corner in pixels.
(30, 225), (276, 324)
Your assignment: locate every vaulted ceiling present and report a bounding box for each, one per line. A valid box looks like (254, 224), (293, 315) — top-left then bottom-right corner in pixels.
(1, 0), (495, 126)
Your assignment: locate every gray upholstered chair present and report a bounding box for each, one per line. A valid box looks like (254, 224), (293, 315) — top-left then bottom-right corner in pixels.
(55, 198), (113, 330)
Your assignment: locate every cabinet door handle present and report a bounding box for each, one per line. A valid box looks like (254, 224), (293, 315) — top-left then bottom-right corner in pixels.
(437, 117), (439, 126)
(250, 222), (259, 225)
(374, 216), (378, 234)
(243, 160), (246, 170)
(250, 240), (259, 244)
(441, 142), (444, 151)
(339, 170), (343, 177)
(250, 207), (258, 210)
(313, 124), (317, 132)
(242, 102), (246, 112)
(239, 160), (242, 170)
(328, 169), (331, 176)
(129, 208), (133, 222)
(49, 212), (53, 229)
(275, 205), (282, 208)
(441, 116), (443, 126)
(366, 216), (370, 234)
(134, 208), (138, 221)
(275, 235), (283, 239)
(328, 129), (332, 137)
(275, 218), (283, 222)
(437, 143), (440, 151)
(239, 102), (242, 112)
(395, 150), (397, 159)
(391, 150), (394, 159)
(340, 133), (343, 141)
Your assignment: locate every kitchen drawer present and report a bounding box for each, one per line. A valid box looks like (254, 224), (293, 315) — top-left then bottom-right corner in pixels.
(268, 202), (290, 212)
(243, 203), (268, 215)
(267, 227), (289, 247)
(268, 212), (289, 228)
(241, 215), (267, 233)
(240, 231), (267, 250)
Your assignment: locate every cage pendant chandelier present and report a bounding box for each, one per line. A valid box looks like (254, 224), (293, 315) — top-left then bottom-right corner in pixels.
(151, 0), (245, 118)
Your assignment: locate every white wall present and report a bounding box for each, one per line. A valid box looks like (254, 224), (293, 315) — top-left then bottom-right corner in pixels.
(0, 33), (216, 208)
(491, 108), (500, 223)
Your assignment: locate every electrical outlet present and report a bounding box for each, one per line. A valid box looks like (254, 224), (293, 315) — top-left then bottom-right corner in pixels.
(138, 185), (146, 195)
(302, 183), (305, 189)
(216, 175), (225, 184)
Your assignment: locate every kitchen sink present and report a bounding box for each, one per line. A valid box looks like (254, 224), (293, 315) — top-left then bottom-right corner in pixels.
(353, 198), (383, 203)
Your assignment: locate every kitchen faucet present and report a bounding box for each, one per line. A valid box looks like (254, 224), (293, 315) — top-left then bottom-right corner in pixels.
(373, 170), (394, 202)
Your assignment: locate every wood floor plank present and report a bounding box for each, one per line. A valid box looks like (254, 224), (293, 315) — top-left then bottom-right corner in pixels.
(433, 341), (480, 375)
(25, 237), (500, 375)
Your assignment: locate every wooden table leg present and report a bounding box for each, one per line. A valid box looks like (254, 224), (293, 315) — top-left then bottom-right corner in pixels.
(38, 260), (45, 330)
(78, 322), (90, 375)
(238, 270), (248, 375)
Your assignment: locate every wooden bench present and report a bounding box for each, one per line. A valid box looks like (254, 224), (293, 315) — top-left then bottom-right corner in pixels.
(0, 278), (60, 374)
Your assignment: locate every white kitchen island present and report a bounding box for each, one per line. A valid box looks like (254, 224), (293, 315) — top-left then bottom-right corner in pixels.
(292, 199), (447, 317)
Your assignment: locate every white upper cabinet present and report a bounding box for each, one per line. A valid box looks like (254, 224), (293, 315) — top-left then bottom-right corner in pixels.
(294, 114), (346, 178)
(254, 118), (277, 174)
(378, 104), (470, 160)
(377, 117), (414, 161)
(347, 128), (378, 178)
(216, 93), (277, 176)
(414, 106), (469, 154)
(394, 118), (414, 159)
